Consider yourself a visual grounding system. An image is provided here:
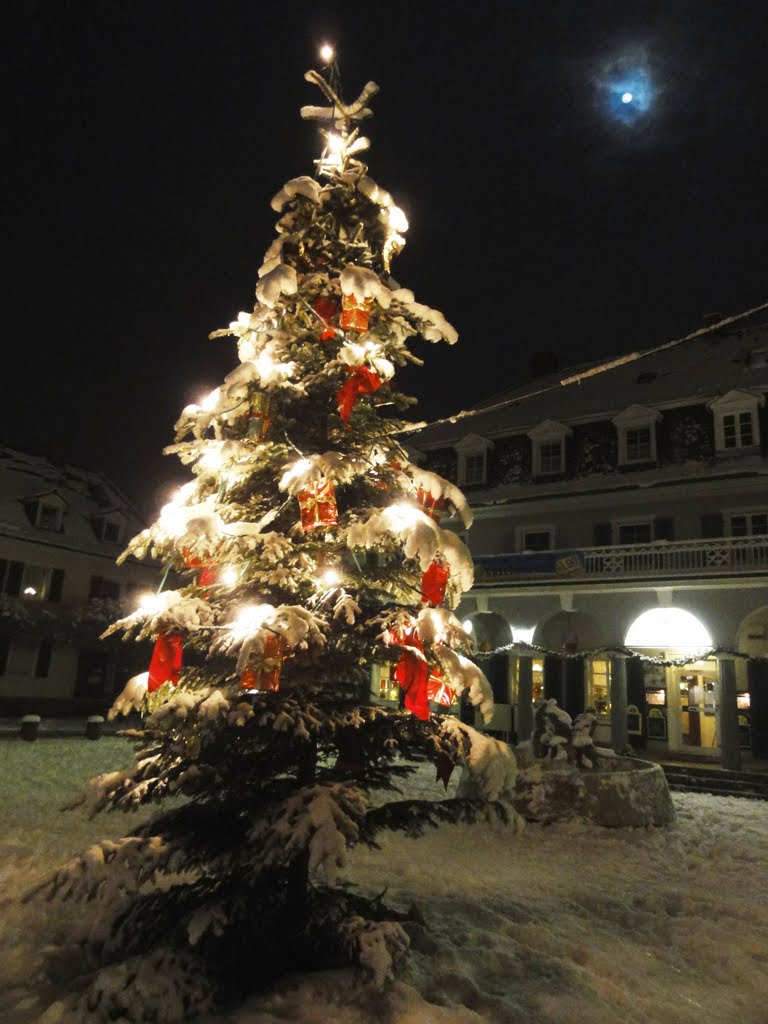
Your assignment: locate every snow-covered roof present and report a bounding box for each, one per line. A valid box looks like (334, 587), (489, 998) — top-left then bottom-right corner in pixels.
(0, 444), (145, 557)
(415, 312), (768, 448)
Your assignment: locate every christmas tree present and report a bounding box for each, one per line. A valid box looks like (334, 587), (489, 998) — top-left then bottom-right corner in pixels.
(32, 56), (517, 1021)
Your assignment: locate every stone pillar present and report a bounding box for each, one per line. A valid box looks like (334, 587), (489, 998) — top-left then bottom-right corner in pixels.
(516, 655), (534, 743)
(610, 654), (629, 752)
(717, 655), (742, 772)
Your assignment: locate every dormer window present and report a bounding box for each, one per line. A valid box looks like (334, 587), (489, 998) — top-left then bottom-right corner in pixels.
(527, 420), (572, 478)
(92, 514), (125, 544)
(27, 494), (65, 532)
(708, 389), (764, 454)
(612, 405), (662, 466)
(454, 434), (494, 487)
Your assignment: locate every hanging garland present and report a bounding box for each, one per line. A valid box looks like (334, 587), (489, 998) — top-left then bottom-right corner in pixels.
(473, 640), (768, 667)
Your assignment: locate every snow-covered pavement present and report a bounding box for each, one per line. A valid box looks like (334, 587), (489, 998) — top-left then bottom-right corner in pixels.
(2, 738), (767, 1024)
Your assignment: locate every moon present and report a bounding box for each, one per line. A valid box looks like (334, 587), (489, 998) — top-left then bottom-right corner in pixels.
(622, 92), (633, 104)
(597, 55), (654, 124)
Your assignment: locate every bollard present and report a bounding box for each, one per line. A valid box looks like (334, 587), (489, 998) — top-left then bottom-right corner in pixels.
(20, 714), (41, 742)
(85, 715), (104, 741)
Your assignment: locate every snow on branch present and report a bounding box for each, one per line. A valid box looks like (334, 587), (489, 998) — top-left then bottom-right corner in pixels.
(248, 783), (369, 885)
(300, 71), (379, 129)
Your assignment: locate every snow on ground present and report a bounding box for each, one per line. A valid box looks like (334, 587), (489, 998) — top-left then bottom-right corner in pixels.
(2, 738), (768, 1024)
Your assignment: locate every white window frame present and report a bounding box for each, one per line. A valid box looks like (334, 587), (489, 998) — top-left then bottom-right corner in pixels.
(612, 405), (662, 466)
(516, 524), (556, 552)
(100, 517), (123, 543)
(708, 389), (764, 453)
(527, 420), (572, 478)
(613, 518), (655, 545)
(725, 509), (768, 537)
(454, 434), (494, 487)
(587, 657), (612, 715)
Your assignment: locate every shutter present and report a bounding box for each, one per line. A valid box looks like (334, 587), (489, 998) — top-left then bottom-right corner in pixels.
(0, 559), (6, 591)
(48, 569), (65, 603)
(35, 641), (53, 678)
(5, 561), (24, 597)
(0, 636), (9, 674)
(564, 657), (585, 719)
(593, 522), (612, 546)
(543, 655), (564, 706)
(700, 513), (723, 538)
(655, 517), (675, 541)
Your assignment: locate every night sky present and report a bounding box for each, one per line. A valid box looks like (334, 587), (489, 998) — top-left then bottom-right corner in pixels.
(5, 1), (768, 516)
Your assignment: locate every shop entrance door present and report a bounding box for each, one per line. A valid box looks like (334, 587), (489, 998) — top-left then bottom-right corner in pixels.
(678, 668), (717, 750)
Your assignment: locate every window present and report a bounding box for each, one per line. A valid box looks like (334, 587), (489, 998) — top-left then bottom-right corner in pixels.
(89, 576), (121, 601)
(463, 453), (486, 484)
(728, 511), (768, 537)
(102, 520), (121, 543)
(612, 405), (661, 466)
(454, 434), (494, 487)
(722, 412), (754, 449)
(517, 526), (555, 552)
(588, 658), (611, 714)
(4, 641), (51, 676)
(528, 420), (572, 477)
(708, 389), (764, 453)
(36, 502), (63, 531)
(0, 560), (24, 596)
(617, 521), (653, 545)
(625, 427), (652, 462)
(538, 442), (563, 475)
(20, 565), (50, 600)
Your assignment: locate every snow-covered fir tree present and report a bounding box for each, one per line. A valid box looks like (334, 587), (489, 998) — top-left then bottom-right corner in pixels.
(30, 60), (517, 1022)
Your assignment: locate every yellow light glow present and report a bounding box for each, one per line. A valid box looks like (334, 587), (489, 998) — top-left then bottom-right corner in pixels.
(137, 592), (163, 615)
(220, 566), (239, 587)
(200, 388), (220, 412)
(199, 447), (223, 471)
(462, 619), (473, 634)
(231, 604), (272, 640)
(319, 43), (334, 63)
(326, 133), (344, 155)
(320, 567), (341, 587)
(625, 608), (712, 652)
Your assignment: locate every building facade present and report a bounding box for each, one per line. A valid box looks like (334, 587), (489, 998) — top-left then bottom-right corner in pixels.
(0, 445), (159, 714)
(412, 311), (768, 765)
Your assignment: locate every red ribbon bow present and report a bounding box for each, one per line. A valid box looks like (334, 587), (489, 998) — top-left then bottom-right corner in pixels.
(337, 366), (382, 423)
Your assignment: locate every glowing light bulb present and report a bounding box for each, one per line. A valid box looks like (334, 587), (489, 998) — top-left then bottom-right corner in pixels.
(231, 604), (272, 640)
(462, 620), (473, 634)
(23, 586), (37, 596)
(319, 43), (334, 63)
(621, 92), (633, 104)
(220, 566), (239, 587)
(199, 447), (223, 471)
(137, 592), (163, 615)
(388, 206), (409, 233)
(326, 133), (344, 155)
(320, 567), (341, 588)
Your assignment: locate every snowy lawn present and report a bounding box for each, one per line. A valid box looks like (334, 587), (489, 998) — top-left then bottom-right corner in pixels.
(2, 738), (767, 1024)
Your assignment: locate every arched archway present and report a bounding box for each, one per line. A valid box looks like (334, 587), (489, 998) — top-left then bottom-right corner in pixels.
(624, 606), (715, 753)
(737, 606), (768, 758)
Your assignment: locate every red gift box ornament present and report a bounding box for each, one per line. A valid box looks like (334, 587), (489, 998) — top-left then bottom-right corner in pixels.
(147, 633), (183, 693)
(416, 486), (447, 524)
(426, 663), (455, 707)
(247, 392), (273, 441)
(182, 548), (219, 595)
(240, 633), (284, 692)
(391, 625), (430, 720)
(340, 293), (372, 332)
(421, 560), (450, 606)
(313, 298), (337, 342)
(297, 478), (338, 532)
(337, 365), (382, 423)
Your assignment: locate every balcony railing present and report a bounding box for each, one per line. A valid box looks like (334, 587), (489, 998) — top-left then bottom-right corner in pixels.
(474, 535), (768, 583)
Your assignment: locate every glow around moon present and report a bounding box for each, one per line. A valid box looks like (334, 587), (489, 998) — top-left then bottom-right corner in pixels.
(598, 55), (654, 124)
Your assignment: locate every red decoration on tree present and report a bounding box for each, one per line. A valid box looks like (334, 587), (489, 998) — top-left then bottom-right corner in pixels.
(297, 478), (338, 531)
(390, 625), (430, 720)
(340, 292), (372, 332)
(182, 549), (219, 595)
(434, 751), (455, 790)
(416, 486), (446, 524)
(240, 633), (284, 691)
(312, 298), (337, 342)
(336, 366), (382, 423)
(147, 633), (183, 693)
(426, 664), (455, 707)
(421, 560), (449, 606)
